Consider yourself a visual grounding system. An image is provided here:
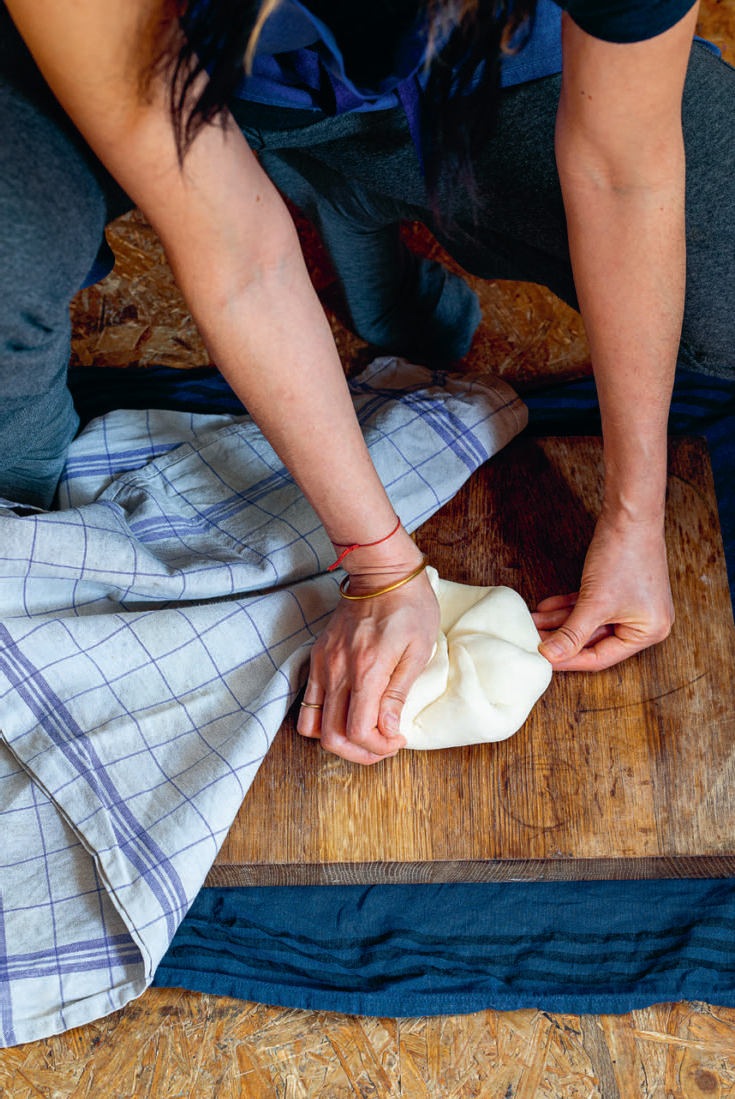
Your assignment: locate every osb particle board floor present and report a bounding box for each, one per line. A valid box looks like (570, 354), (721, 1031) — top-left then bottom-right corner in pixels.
(3, 2), (735, 1096)
(3, 996), (735, 1099)
(69, 205), (595, 392)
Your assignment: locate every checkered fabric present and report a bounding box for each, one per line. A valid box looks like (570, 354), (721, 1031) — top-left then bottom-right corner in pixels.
(0, 358), (526, 1046)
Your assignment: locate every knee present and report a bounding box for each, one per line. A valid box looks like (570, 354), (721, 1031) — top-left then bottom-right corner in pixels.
(260, 149), (395, 230)
(678, 332), (735, 382)
(0, 382), (79, 508)
(0, 85), (107, 329)
(679, 246), (735, 381)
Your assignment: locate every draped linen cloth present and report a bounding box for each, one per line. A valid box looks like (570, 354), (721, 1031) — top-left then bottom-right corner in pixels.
(0, 358), (526, 1046)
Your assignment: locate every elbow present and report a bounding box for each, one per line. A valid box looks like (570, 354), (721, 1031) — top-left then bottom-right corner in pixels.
(555, 126), (685, 201)
(182, 206), (304, 318)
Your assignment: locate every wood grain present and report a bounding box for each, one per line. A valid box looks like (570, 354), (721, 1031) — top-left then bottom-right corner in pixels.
(211, 437), (735, 886)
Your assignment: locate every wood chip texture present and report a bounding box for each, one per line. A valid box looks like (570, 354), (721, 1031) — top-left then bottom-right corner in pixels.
(69, 205), (592, 393)
(3, 995), (735, 1098)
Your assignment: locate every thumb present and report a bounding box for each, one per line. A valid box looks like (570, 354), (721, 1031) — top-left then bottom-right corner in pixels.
(538, 601), (603, 663)
(378, 648), (427, 740)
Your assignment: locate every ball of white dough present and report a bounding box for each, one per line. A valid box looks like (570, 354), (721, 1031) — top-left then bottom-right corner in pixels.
(399, 566), (552, 749)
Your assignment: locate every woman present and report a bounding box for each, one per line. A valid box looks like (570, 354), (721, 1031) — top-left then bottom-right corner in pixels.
(0, 0), (706, 763)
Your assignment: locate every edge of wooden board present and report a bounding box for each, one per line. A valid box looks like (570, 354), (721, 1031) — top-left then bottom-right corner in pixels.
(205, 854), (735, 887)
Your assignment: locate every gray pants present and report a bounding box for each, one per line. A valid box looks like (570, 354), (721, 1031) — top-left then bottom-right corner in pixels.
(240, 40), (735, 380)
(1, 0), (733, 505)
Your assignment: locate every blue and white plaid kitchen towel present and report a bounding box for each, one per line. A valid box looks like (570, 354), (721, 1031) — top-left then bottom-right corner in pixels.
(0, 358), (526, 1046)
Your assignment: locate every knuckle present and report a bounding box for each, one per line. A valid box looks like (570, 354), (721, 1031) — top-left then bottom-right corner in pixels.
(352, 666), (391, 698)
(414, 638), (436, 666)
(319, 732), (340, 756)
(353, 660), (385, 685)
(651, 620), (673, 643)
(382, 684), (409, 707)
(345, 723), (373, 748)
(308, 648), (329, 680)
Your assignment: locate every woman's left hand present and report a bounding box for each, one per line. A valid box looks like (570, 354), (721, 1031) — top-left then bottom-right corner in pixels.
(532, 507), (674, 671)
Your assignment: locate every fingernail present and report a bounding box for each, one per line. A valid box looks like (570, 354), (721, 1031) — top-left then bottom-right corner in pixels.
(539, 640), (562, 658)
(382, 712), (399, 734)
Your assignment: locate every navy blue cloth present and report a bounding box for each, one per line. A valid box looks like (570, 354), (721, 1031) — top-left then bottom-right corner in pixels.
(68, 363), (735, 1015)
(67, 365), (240, 425)
(153, 879), (735, 1016)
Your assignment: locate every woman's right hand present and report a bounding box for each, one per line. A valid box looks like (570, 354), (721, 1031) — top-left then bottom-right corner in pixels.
(297, 560), (439, 765)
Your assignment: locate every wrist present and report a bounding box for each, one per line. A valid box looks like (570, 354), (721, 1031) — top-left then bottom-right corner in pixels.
(602, 442), (668, 522)
(599, 497), (666, 531)
(341, 529), (425, 588)
(326, 515), (423, 576)
(601, 481), (667, 524)
(339, 556), (429, 600)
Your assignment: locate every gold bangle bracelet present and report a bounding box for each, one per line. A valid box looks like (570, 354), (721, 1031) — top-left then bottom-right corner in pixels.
(338, 556), (429, 601)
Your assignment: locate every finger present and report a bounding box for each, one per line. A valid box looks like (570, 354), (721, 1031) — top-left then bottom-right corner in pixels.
(542, 632), (648, 672)
(537, 623), (613, 648)
(296, 682), (326, 738)
(537, 601), (608, 663)
(320, 682), (400, 765)
(344, 667), (407, 757)
(535, 592), (579, 613)
(318, 681), (351, 750)
(319, 732), (400, 767)
(532, 607), (576, 630)
(377, 645), (429, 740)
(534, 611), (612, 638)
(319, 683), (401, 764)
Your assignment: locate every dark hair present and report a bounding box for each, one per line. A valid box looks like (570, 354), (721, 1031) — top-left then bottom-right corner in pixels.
(421, 0), (536, 205)
(154, 0), (261, 150)
(158, 0), (537, 208)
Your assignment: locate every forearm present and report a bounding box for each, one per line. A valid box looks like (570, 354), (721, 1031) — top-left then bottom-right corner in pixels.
(554, 5), (696, 524)
(557, 155), (685, 519)
(160, 171), (407, 558)
(555, 18), (695, 520)
(119, 122), (409, 562)
(139, 147), (410, 562)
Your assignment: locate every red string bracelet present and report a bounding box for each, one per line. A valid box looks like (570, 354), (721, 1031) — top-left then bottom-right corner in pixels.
(327, 515), (402, 571)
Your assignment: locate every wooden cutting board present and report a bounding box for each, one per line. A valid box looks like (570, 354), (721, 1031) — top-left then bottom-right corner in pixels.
(208, 436), (735, 886)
